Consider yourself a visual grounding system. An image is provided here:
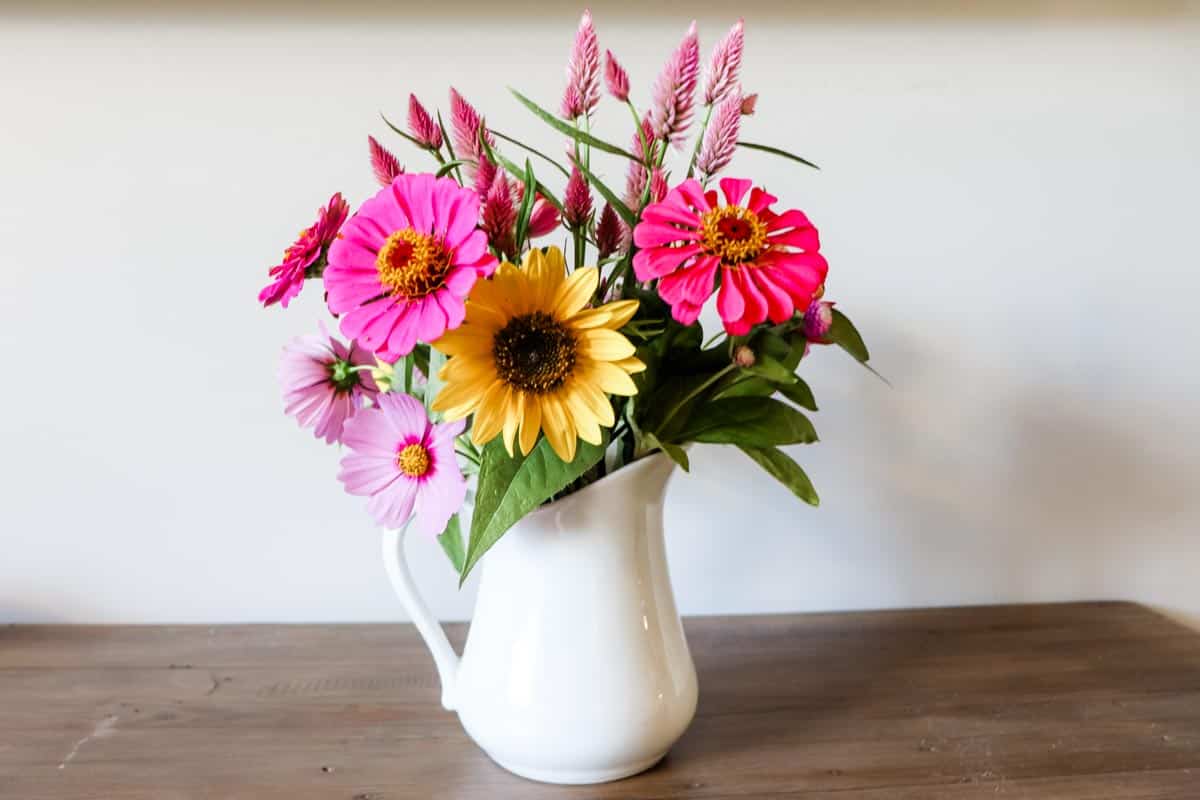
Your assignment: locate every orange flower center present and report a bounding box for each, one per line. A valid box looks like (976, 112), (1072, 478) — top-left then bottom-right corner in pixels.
(699, 205), (769, 266)
(396, 443), (431, 477)
(376, 229), (452, 298)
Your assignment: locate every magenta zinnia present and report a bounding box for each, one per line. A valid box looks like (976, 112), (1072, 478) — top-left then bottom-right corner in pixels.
(259, 193), (349, 309)
(338, 393), (467, 534)
(633, 177), (828, 334)
(279, 326), (378, 444)
(324, 173), (498, 359)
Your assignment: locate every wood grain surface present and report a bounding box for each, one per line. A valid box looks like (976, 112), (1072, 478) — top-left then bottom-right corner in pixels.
(2, 602), (1198, 798)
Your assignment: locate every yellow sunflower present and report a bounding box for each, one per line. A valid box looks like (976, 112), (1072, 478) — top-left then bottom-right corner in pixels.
(431, 247), (643, 462)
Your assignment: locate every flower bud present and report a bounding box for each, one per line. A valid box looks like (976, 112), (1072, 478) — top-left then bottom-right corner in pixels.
(739, 93), (759, 116)
(803, 300), (834, 341)
(733, 345), (756, 368)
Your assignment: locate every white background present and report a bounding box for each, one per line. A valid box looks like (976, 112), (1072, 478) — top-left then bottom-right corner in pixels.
(2, 2), (1198, 627)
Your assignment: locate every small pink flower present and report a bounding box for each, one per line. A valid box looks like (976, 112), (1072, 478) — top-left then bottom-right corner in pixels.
(565, 9), (601, 118)
(650, 21), (700, 148)
(563, 165), (593, 228)
(803, 299), (834, 341)
(704, 19), (744, 105)
(258, 193), (349, 309)
(449, 88), (494, 180)
(279, 325), (378, 444)
(605, 50), (630, 102)
(526, 192), (561, 238)
(338, 393), (467, 535)
(368, 136), (404, 187)
(696, 90), (742, 179)
(560, 84), (584, 120)
(633, 177), (828, 334)
(596, 203), (622, 259)
(324, 174), (498, 359)
(407, 94), (443, 150)
(740, 93), (758, 116)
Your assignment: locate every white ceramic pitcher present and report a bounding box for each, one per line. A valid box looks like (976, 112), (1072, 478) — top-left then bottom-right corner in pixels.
(382, 451), (698, 784)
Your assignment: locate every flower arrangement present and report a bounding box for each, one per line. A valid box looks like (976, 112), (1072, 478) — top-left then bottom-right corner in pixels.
(259, 12), (874, 582)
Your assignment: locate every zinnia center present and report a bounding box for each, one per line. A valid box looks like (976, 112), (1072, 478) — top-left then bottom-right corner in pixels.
(376, 229), (452, 299)
(396, 443), (432, 478)
(700, 205), (769, 266)
(492, 311), (578, 394)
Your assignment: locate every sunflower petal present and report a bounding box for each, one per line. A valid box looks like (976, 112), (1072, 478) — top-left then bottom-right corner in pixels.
(589, 361), (638, 395)
(540, 393), (577, 462)
(575, 375), (617, 427)
(431, 377), (485, 416)
(561, 388), (603, 445)
(612, 356), (647, 374)
(502, 390), (522, 455)
(579, 328), (636, 361)
(519, 392), (542, 455)
(567, 306), (615, 329)
(552, 267), (599, 319)
(599, 299), (640, 329)
(470, 380), (509, 447)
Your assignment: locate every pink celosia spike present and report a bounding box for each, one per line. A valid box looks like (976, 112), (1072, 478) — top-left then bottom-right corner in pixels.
(704, 19), (744, 105)
(560, 84), (584, 120)
(367, 136), (404, 187)
(697, 90), (742, 179)
(473, 154), (498, 201)
(604, 49), (630, 102)
(623, 114), (655, 209)
(649, 168), (669, 203)
(596, 203), (622, 259)
(482, 171), (516, 257)
(650, 21), (700, 148)
(565, 9), (601, 118)
(563, 165), (593, 228)
(407, 94), (443, 150)
(449, 88), (494, 179)
(740, 92), (758, 116)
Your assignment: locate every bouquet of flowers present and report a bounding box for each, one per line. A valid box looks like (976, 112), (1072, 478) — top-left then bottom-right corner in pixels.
(259, 13), (874, 583)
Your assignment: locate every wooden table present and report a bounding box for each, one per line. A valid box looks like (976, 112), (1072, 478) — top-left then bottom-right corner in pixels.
(3, 602), (1199, 798)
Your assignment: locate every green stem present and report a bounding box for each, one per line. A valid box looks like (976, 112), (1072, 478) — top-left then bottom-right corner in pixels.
(403, 356), (414, 394)
(657, 364), (737, 433)
(686, 104), (715, 179)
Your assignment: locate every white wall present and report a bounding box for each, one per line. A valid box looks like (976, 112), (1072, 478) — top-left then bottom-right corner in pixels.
(2, 3), (1198, 627)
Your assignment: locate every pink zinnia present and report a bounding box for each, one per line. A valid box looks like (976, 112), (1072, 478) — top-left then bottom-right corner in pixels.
(258, 193), (349, 309)
(338, 393), (467, 534)
(279, 325), (378, 444)
(633, 177), (828, 335)
(324, 173), (498, 359)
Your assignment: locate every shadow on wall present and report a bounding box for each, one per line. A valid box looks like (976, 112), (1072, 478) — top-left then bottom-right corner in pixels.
(852, 321), (1196, 620)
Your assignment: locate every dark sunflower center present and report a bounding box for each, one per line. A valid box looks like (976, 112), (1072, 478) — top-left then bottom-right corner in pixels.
(492, 311), (578, 394)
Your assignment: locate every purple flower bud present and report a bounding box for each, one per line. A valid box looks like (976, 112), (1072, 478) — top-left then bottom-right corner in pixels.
(803, 300), (835, 341)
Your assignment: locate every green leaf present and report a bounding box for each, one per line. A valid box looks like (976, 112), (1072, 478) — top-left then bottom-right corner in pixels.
(487, 147), (565, 214)
(435, 160), (468, 178)
(462, 435), (607, 583)
(644, 433), (690, 472)
(825, 309), (870, 363)
(777, 377), (818, 411)
(511, 89), (640, 162)
(380, 112), (429, 151)
(574, 158), (636, 227)
(491, 129), (571, 178)
(512, 158), (538, 251)
(747, 354), (798, 385)
(738, 446), (820, 506)
(425, 349), (447, 416)
(437, 514), (466, 573)
(737, 141), (820, 170)
(676, 396), (818, 447)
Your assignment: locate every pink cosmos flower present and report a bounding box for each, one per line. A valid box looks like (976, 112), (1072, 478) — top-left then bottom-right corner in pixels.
(279, 325), (378, 444)
(338, 392), (467, 534)
(258, 193), (349, 308)
(633, 177), (828, 335)
(324, 173), (498, 359)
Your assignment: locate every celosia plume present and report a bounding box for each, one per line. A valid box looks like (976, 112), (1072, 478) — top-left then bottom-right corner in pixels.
(563, 166), (593, 228)
(649, 168), (669, 203)
(740, 92), (758, 115)
(604, 49), (630, 102)
(704, 19), (744, 105)
(560, 84), (584, 120)
(596, 203), (622, 259)
(482, 171), (517, 257)
(564, 9), (601, 118)
(650, 21), (700, 148)
(407, 94), (443, 150)
(367, 136), (403, 187)
(449, 88), (494, 178)
(624, 114), (655, 210)
(473, 154), (498, 200)
(696, 90), (742, 178)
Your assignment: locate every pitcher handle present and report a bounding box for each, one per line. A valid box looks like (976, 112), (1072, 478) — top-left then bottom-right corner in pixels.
(381, 527), (459, 710)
